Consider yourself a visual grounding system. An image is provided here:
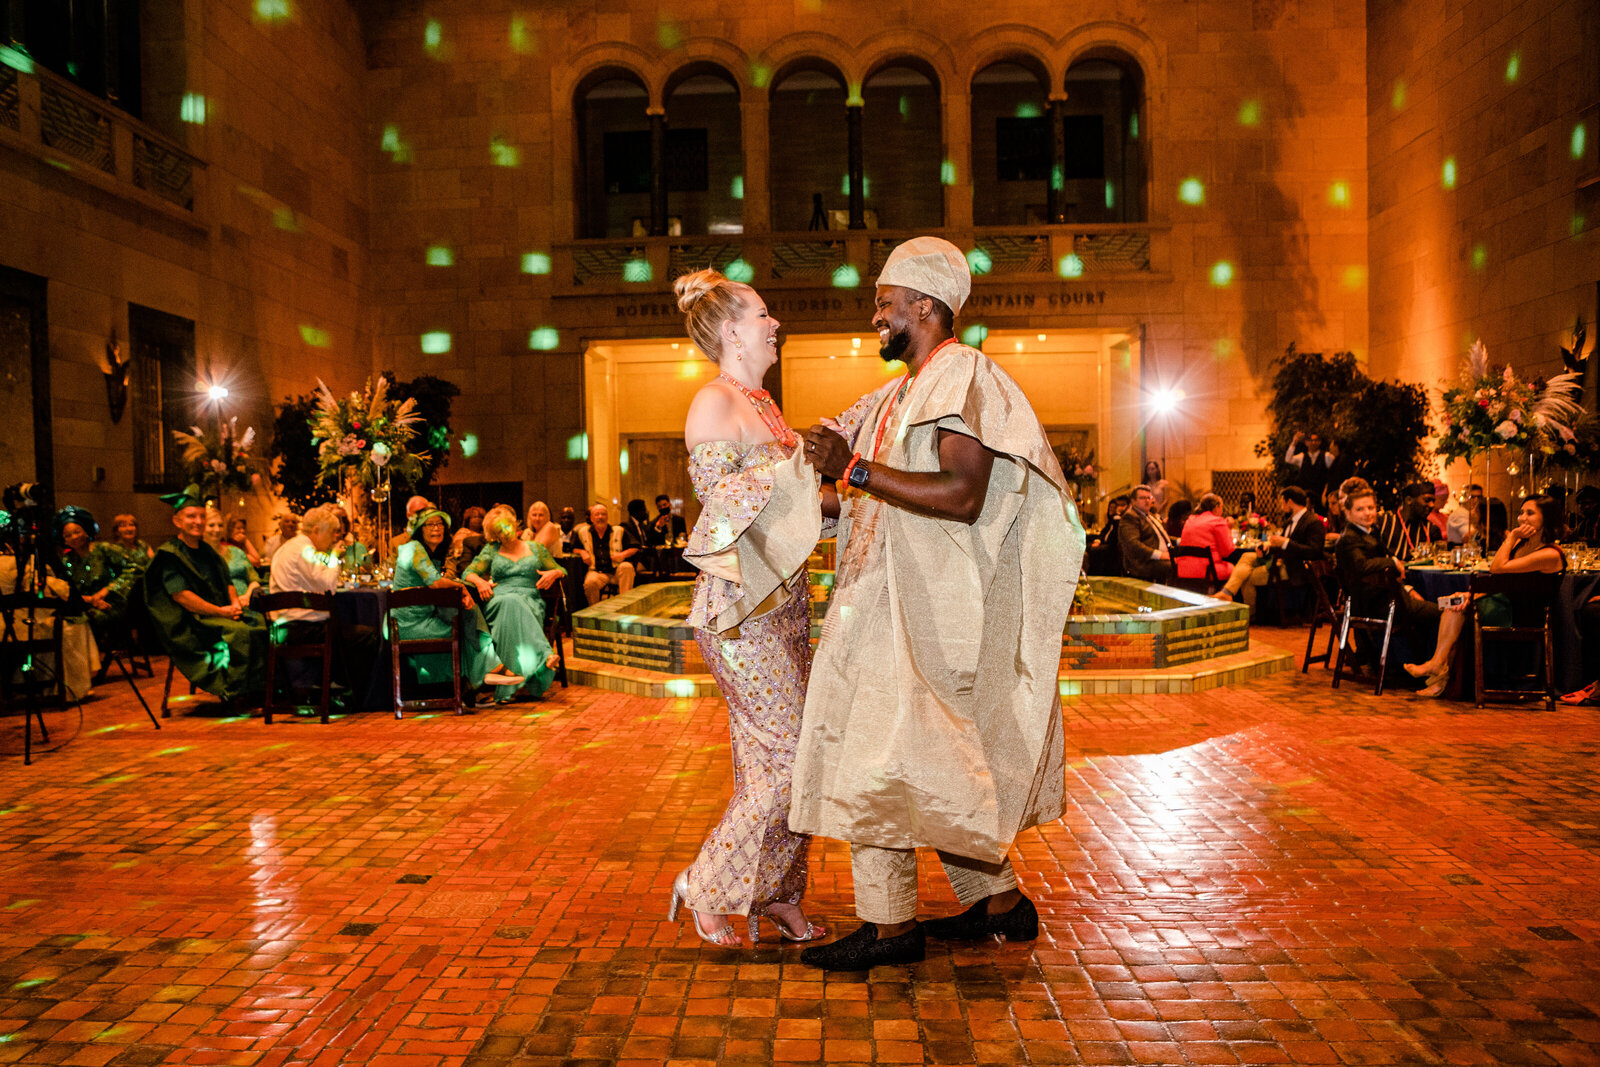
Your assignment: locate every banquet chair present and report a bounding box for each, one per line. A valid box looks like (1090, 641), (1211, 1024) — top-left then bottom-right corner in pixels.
(257, 591), (337, 724)
(160, 657), (202, 717)
(0, 593), (75, 765)
(540, 583), (570, 688)
(1168, 545), (1220, 595)
(1469, 572), (1559, 710)
(385, 587), (464, 718)
(1301, 560), (1341, 672)
(1332, 594), (1397, 696)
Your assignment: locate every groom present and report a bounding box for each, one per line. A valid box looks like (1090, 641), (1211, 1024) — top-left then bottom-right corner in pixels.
(791, 236), (1085, 969)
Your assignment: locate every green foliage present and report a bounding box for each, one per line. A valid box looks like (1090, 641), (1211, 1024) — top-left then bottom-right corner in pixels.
(386, 372), (461, 489)
(1254, 345), (1431, 507)
(269, 394), (337, 512)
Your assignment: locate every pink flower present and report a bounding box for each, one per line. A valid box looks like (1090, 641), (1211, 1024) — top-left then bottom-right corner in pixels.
(1494, 420), (1519, 440)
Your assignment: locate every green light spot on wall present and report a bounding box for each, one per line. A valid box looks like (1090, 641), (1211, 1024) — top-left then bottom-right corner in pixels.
(730, 175), (744, 200)
(750, 63), (771, 89)
(272, 207), (299, 231)
(1328, 181), (1350, 207)
(1573, 123), (1588, 161)
(1442, 157), (1457, 189)
(298, 324), (331, 348)
(941, 159), (956, 185)
(1057, 254), (1084, 278)
(1341, 265), (1366, 289)
(724, 258), (754, 283)
(665, 678), (696, 698)
(1014, 102), (1043, 119)
(1050, 164), (1063, 192)
(0, 45), (34, 74)
(657, 20), (684, 49)
(1391, 81), (1407, 110)
(1104, 182), (1116, 209)
(509, 15), (534, 54)
(831, 264), (860, 288)
(180, 93), (206, 124)
(566, 433), (589, 461)
(960, 324), (988, 348)
(426, 245), (453, 266)
(898, 94), (911, 119)
(521, 252), (551, 275)
(459, 434), (478, 458)
(420, 332), (451, 354)
(622, 259), (653, 283)
(490, 138), (520, 167)
(1470, 243), (1487, 270)
(619, 449), (630, 475)
(1210, 261), (1234, 287)
(1505, 51), (1520, 83)
(381, 125), (399, 152)
(253, 0), (290, 20)
(1214, 338), (1234, 359)
(424, 19), (442, 55)
(1129, 112), (1139, 140)
(1178, 178), (1205, 205)
(966, 248), (993, 275)
(528, 327), (559, 350)
(1237, 100), (1261, 127)
(1572, 214), (1587, 237)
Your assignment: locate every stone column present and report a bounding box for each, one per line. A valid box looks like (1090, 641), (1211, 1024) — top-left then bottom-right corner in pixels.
(846, 101), (865, 230)
(740, 93), (769, 235)
(648, 107), (667, 236)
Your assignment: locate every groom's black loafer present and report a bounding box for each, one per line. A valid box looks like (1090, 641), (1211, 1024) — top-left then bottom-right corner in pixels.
(921, 894), (1038, 941)
(800, 922), (925, 970)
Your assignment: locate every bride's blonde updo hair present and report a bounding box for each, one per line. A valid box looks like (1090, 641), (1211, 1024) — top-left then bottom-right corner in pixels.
(674, 268), (748, 362)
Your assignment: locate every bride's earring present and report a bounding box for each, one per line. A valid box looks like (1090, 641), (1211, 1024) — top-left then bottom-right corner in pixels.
(734, 338), (743, 361)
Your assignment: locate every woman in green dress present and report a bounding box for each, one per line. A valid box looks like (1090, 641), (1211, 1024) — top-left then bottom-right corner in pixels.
(462, 505), (564, 702)
(108, 513), (155, 563)
(143, 486), (267, 704)
(392, 509), (522, 700)
(205, 507), (261, 603)
(54, 506), (141, 650)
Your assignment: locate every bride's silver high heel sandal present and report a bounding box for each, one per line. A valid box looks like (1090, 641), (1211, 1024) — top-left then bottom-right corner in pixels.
(668, 870), (742, 947)
(748, 902), (827, 944)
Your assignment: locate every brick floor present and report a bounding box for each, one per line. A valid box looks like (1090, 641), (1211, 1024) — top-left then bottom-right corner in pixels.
(1, 626), (1597, 1066)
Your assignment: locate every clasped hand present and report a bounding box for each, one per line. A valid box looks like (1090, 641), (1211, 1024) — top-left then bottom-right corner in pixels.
(802, 420), (852, 479)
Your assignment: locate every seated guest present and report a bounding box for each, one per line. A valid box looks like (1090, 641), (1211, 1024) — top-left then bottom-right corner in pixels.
(107, 512), (155, 563)
(1085, 494), (1130, 576)
(623, 498), (655, 574)
(1264, 486), (1329, 617)
(387, 495), (436, 554)
(444, 507), (486, 581)
(1427, 480), (1450, 538)
(335, 509), (369, 572)
(2, 534), (100, 701)
(1446, 484), (1485, 546)
(462, 506), (564, 702)
(1164, 498), (1193, 540)
(1118, 484), (1174, 581)
(260, 511), (300, 562)
(1566, 486), (1599, 544)
(1375, 481), (1444, 560)
(1404, 494), (1566, 698)
(225, 517), (266, 569)
(54, 505), (140, 651)
(572, 502), (641, 604)
(1334, 483), (1443, 692)
(206, 507), (261, 604)
(1322, 483), (1347, 543)
(144, 486), (267, 705)
(557, 506), (579, 552)
(1235, 491), (1260, 525)
(393, 509), (522, 702)
(649, 494), (687, 547)
(1178, 493), (1258, 602)
(267, 503), (379, 702)
(521, 501), (564, 556)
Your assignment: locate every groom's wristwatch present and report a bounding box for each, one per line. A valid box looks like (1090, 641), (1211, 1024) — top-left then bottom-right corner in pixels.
(847, 461), (871, 489)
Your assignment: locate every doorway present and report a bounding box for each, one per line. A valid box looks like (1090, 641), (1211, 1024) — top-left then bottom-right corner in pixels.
(622, 433), (698, 531)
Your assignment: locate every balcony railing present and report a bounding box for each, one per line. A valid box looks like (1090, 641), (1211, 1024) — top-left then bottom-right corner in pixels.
(552, 224), (1169, 296)
(0, 58), (203, 218)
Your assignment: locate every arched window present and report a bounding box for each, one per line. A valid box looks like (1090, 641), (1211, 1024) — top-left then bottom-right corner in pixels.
(663, 64), (743, 235)
(1062, 53), (1145, 223)
(767, 60), (849, 232)
(575, 68), (650, 239)
(969, 57), (1053, 226)
(860, 59), (944, 229)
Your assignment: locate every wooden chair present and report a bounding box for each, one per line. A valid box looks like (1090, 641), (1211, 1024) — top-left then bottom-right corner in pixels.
(1168, 545), (1220, 595)
(540, 582), (570, 688)
(1469, 572), (1560, 710)
(0, 593), (73, 765)
(257, 591), (337, 724)
(93, 607), (154, 684)
(1332, 594), (1397, 696)
(1302, 560), (1341, 672)
(386, 587), (465, 718)
(160, 657), (202, 717)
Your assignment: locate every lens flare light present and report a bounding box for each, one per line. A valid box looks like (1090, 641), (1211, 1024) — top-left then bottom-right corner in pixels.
(1178, 177), (1205, 205)
(420, 332), (451, 354)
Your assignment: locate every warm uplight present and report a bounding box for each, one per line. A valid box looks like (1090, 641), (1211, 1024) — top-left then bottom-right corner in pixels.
(851, 337), (861, 349)
(1037, 334), (1047, 342)
(207, 385), (229, 402)
(1150, 387), (1185, 416)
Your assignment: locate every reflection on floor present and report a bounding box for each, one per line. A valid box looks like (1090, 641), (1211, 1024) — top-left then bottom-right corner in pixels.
(0, 626), (1597, 1066)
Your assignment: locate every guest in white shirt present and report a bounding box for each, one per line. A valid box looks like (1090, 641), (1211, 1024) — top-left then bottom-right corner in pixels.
(268, 504), (378, 704)
(260, 511), (300, 565)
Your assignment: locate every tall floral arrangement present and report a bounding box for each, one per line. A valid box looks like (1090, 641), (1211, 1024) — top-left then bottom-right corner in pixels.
(1435, 341), (1582, 464)
(310, 376), (427, 491)
(172, 417), (260, 504)
(1054, 445), (1099, 492)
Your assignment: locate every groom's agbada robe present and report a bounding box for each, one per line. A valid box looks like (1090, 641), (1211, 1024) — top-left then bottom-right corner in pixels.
(789, 342), (1085, 863)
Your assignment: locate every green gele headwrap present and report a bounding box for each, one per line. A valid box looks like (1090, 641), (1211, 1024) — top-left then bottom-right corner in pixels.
(53, 505), (99, 542)
(160, 484), (206, 512)
(410, 508), (451, 533)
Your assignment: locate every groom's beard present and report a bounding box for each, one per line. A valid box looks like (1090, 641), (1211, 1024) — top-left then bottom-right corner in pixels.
(879, 327), (911, 363)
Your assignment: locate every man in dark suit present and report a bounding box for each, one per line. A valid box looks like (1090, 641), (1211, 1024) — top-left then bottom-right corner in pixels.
(1335, 482), (1441, 651)
(648, 494), (687, 547)
(1264, 485), (1327, 620)
(1118, 484), (1174, 581)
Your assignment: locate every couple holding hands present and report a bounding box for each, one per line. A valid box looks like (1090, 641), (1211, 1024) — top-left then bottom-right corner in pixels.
(666, 236), (1086, 970)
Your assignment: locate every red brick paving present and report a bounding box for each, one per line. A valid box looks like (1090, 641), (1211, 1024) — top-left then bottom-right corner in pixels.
(1, 626), (1597, 1066)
